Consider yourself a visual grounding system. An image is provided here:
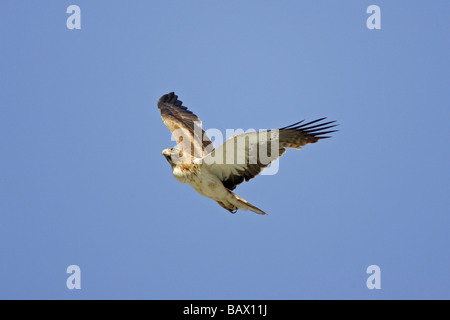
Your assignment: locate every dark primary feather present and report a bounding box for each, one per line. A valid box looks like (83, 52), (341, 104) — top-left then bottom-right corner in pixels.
(158, 92), (198, 123)
(278, 118), (338, 146)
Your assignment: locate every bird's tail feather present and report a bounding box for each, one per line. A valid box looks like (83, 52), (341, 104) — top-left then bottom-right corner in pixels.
(229, 191), (267, 215)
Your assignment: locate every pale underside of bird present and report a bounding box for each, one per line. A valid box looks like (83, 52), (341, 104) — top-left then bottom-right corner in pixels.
(158, 92), (337, 215)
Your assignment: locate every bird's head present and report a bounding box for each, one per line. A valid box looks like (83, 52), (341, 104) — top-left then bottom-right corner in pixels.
(162, 148), (184, 166)
(162, 148), (174, 165)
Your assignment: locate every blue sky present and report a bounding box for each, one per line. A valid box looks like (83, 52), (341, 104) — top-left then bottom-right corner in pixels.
(1, 1), (449, 299)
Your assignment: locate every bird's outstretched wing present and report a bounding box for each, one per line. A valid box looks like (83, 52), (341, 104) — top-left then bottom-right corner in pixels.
(158, 92), (214, 161)
(202, 118), (337, 190)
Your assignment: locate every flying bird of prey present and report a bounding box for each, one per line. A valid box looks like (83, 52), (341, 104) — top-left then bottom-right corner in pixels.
(158, 92), (337, 215)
